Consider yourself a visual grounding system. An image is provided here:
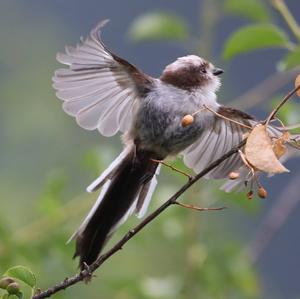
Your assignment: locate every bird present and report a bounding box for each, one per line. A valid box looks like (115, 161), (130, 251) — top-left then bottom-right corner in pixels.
(52, 20), (292, 269)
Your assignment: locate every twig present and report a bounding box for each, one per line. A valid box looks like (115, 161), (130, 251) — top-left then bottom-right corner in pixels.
(265, 84), (300, 125)
(203, 105), (253, 129)
(238, 149), (255, 175)
(284, 123), (300, 130)
(174, 201), (226, 211)
(151, 159), (192, 180)
(288, 141), (300, 151)
(32, 139), (247, 299)
(191, 107), (206, 116)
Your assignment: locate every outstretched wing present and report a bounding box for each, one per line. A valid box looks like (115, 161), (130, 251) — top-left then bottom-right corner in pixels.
(52, 20), (154, 136)
(182, 106), (254, 179)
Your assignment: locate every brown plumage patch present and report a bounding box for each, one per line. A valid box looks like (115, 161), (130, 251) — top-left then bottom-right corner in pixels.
(160, 62), (210, 91)
(218, 106), (254, 120)
(110, 53), (154, 96)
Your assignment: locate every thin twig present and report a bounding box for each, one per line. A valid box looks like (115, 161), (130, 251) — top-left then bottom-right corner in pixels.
(265, 84), (300, 125)
(191, 107), (206, 116)
(151, 159), (192, 180)
(174, 201), (226, 212)
(203, 105), (253, 129)
(284, 123), (300, 130)
(32, 139), (247, 299)
(238, 149), (255, 175)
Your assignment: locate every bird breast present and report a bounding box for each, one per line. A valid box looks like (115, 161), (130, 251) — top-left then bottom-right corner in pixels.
(131, 82), (219, 157)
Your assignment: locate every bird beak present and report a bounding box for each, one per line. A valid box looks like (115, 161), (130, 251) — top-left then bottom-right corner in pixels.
(213, 68), (224, 76)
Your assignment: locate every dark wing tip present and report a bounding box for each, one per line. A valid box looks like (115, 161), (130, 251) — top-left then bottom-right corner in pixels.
(218, 106), (254, 121)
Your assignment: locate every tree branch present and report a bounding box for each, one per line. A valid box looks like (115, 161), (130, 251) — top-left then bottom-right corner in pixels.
(32, 139), (246, 299)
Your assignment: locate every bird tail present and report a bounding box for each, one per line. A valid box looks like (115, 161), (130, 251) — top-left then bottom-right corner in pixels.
(71, 146), (159, 268)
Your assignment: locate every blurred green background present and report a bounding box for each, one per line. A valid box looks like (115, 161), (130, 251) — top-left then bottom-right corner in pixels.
(0, 0), (300, 298)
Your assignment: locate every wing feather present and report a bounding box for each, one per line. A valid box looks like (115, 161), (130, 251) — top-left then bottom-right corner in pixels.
(53, 20), (153, 136)
(183, 107), (253, 180)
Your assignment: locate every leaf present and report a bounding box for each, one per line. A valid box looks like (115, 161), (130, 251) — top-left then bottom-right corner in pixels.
(5, 267), (36, 289)
(281, 47), (300, 70)
(273, 131), (289, 158)
(244, 124), (289, 174)
(128, 12), (189, 42)
(223, 24), (290, 60)
(224, 0), (270, 22)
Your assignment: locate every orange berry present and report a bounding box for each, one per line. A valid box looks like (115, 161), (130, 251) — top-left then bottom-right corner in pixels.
(258, 186), (268, 199)
(247, 190), (253, 200)
(181, 114), (194, 127)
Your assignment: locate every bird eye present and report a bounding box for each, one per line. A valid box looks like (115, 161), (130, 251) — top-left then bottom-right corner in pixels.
(200, 67), (207, 74)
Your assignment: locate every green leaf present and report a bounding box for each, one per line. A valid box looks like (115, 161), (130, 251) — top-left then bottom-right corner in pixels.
(224, 0), (270, 22)
(128, 12), (189, 42)
(223, 24), (290, 60)
(280, 47), (300, 70)
(5, 267), (36, 289)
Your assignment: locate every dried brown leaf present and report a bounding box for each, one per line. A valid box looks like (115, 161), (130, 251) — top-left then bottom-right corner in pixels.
(245, 124), (289, 174)
(273, 131), (290, 158)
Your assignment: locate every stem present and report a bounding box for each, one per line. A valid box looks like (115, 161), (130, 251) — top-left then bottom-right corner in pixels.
(272, 0), (300, 41)
(151, 159), (192, 180)
(174, 201), (226, 212)
(204, 105), (253, 130)
(265, 84), (300, 124)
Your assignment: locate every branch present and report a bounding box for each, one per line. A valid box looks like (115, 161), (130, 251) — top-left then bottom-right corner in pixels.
(32, 139), (246, 299)
(265, 84), (300, 124)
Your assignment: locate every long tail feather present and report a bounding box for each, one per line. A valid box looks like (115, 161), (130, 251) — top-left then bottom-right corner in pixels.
(73, 148), (158, 268)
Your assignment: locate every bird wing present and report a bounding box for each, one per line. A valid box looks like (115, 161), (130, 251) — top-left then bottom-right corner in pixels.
(52, 20), (154, 136)
(182, 106), (254, 179)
